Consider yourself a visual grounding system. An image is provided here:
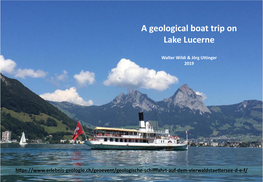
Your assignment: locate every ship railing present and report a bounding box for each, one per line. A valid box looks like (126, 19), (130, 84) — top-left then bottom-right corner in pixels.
(155, 136), (178, 140)
(94, 134), (155, 139)
(94, 134), (141, 138)
(155, 130), (166, 134)
(95, 134), (122, 137)
(121, 135), (141, 138)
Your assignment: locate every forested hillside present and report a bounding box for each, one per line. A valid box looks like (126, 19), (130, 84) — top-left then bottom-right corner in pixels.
(1, 74), (91, 142)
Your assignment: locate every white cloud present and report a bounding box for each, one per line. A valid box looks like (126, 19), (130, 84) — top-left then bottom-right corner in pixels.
(57, 70), (68, 81)
(15, 68), (47, 79)
(0, 55), (17, 74)
(40, 87), (93, 106)
(195, 91), (207, 101)
(74, 70), (95, 87)
(0, 55), (47, 79)
(104, 58), (178, 91)
(48, 70), (68, 86)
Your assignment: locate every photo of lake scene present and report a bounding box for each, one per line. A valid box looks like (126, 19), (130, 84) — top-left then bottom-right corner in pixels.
(1, 0), (262, 181)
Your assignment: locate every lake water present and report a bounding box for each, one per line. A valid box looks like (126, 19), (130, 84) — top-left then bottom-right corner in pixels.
(1, 144), (262, 181)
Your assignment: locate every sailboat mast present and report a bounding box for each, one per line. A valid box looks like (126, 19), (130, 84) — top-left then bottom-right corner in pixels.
(19, 131), (27, 145)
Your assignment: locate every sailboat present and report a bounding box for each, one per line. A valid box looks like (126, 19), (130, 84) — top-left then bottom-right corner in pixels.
(19, 132), (27, 145)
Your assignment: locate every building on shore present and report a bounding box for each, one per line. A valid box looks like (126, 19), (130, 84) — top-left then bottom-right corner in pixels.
(2, 131), (11, 142)
(211, 142), (219, 147)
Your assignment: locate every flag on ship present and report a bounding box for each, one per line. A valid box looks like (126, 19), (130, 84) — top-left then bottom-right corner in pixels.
(72, 121), (84, 140)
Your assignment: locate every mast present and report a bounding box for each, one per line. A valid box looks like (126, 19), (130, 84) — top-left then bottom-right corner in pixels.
(153, 104), (158, 132)
(20, 133), (22, 143)
(120, 105), (123, 129)
(186, 131), (188, 144)
(20, 132), (27, 145)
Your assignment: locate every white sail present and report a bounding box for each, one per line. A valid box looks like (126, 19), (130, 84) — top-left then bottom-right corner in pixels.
(19, 132), (27, 145)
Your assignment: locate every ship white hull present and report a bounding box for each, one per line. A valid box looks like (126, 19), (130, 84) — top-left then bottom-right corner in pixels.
(85, 140), (188, 150)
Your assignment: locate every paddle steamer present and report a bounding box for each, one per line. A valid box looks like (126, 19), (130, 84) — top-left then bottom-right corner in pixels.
(85, 112), (188, 150)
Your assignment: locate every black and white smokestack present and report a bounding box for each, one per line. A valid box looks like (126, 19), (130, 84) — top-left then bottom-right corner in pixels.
(139, 112), (144, 121)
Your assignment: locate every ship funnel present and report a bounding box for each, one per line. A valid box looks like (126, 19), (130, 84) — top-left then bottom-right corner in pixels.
(139, 112), (145, 128)
(139, 112), (144, 121)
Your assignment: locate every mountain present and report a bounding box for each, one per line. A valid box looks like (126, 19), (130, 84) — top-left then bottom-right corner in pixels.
(49, 84), (262, 139)
(111, 90), (155, 111)
(111, 84), (210, 114)
(160, 84), (211, 114)
(0, 74), (82, 141)
(207, 100), (262, 136)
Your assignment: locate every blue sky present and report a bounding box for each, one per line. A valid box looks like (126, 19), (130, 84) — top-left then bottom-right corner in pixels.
(1, 1), (262, 106)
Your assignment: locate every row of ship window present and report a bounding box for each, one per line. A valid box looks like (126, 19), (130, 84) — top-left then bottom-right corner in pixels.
(104, 138), (148, 143)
